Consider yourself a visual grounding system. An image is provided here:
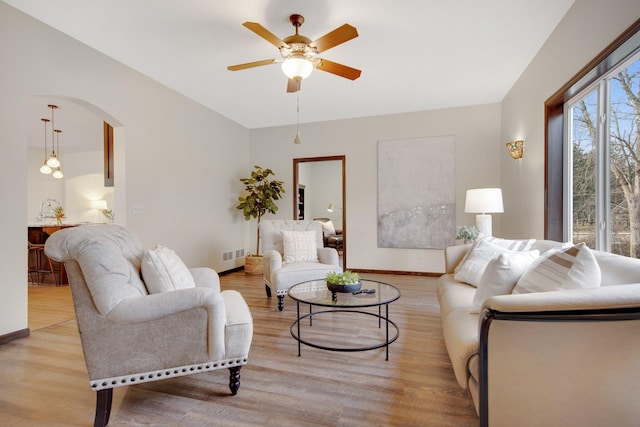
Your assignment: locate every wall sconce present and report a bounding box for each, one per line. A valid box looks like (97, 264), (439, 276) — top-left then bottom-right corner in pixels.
(506, 140), (524, 159)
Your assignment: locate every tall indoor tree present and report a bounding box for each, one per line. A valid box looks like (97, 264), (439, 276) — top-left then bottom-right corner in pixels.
(236, 165), (285, 272)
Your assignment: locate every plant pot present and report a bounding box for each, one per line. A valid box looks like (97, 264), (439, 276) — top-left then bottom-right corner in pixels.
(244, 255), (263, 275)
(326, 281), (361, 294)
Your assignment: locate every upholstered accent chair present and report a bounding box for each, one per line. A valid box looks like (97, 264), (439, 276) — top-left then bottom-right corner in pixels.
(260, 220), (342, 311)
(44, 224), (253, 427)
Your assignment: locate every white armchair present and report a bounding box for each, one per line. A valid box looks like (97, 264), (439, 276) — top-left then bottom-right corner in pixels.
(44, 224), (253, 427)
(260, 220), (342, 311)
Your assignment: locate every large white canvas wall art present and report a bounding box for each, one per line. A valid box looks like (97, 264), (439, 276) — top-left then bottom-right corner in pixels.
(378, 136), (456, 249)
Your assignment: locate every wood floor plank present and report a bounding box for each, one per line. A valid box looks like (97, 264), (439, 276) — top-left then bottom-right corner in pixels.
(1, 271), (478, 426)
(28, 284), (75, 331)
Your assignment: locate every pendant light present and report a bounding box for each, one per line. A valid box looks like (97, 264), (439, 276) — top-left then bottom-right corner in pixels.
(39, 118), (52, 174)
(293, 93), (302, 144)
(52, 129), (63, 179)
(46, 104), (60, 168)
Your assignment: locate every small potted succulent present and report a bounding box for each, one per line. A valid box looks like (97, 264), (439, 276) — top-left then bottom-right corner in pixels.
(325, 270), (361, 293)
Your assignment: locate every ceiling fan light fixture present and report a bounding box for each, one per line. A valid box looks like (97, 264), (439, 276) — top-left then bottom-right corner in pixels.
(281, 55), (313, 80)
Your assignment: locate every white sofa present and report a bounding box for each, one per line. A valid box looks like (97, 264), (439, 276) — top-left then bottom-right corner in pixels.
(437, 239), (640, 427)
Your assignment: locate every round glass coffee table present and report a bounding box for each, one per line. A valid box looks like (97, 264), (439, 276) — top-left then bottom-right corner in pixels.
(288, 279), (400, 360)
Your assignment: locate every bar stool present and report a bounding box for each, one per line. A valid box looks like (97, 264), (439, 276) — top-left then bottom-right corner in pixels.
(27, 241), (58, 286)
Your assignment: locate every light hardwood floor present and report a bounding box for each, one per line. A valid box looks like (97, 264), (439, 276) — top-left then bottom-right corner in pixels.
(2, 272), (479, 427)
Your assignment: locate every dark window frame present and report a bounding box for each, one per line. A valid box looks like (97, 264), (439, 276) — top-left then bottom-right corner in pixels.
(544, 18), (640, 241)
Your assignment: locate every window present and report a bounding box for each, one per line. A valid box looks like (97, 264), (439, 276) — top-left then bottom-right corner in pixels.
(545, 20), (640, 259)
(566, 54), (640, 257)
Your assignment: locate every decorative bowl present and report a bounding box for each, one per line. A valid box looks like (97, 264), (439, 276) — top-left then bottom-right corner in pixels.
(327, 281), (362, 294)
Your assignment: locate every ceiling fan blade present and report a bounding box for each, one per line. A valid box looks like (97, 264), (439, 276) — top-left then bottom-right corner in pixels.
(287, 78), (301, 93)
(316, 59), (361, 80)
(242, 22), (288, 49)
(227, 59), (277, 71)
(311, 24), (358, 53)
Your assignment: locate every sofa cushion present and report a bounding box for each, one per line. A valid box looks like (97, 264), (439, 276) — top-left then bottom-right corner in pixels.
(440, 306), (480, 390)
(471, 250), (539, 313)
(593, 250), (640, 286)
(513, 242), (601, 294)
(141, 245), (196, 294)
(272, 261), (341, 292)
(438, 274), (476, 318)
(454, 238), (533, 287)
(281, 230), (319, 263)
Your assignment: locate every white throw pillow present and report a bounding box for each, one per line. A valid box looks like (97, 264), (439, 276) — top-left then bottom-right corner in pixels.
(513, 242), (601, 294)
(282, 230), (318, 263)
(484, 237), (536, 251)
(470, 250), (539, 313)
(320, 219), (336, 237)
(141, 245), (196, 294)
(454, 238), (527, 287)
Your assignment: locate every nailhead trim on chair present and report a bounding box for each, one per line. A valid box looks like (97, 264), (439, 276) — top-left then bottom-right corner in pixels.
(277, 282), (327, 296)
(90, 356), (249, 391)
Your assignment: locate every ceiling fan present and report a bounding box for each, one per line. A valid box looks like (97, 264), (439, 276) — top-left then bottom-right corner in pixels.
(227, 14), (361, 93)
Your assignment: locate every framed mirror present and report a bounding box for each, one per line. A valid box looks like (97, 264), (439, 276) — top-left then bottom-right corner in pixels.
(293, 155), (346, 268)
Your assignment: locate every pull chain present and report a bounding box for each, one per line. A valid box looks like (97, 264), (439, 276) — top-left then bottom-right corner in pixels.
(294, 93), (302, 144)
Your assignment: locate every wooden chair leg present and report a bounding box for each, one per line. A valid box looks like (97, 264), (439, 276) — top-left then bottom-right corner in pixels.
(94, 388), (113, 427)
(264, 283), (272, 297)
(228, 366), (241, 395)
(47, 258), (58, 287)
(277, 295), (284, 311)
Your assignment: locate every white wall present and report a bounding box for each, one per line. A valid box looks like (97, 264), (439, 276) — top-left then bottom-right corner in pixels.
(0, 3), (250, 337)
(250, 104), (502, 273)
(501, 0), (640, 239)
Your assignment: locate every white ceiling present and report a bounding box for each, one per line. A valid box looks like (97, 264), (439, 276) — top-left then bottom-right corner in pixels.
(7, 0), (574, 150)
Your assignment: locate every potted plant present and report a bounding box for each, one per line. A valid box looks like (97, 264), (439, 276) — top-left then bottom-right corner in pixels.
(236, 165), (285, 274)
(325, 270), (361, 293)
(456, 225), (479, 244)
(102, 209), (114, 223)
(53, 206), (66, 225)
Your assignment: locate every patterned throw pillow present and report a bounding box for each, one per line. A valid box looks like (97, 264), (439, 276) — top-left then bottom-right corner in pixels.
(281, 230), (318, 263)
(512, 242), (601, 294)
(141, 245), (196, 294)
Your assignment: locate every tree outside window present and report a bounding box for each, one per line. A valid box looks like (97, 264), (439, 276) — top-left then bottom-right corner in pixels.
(569, 55), (640, 258)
